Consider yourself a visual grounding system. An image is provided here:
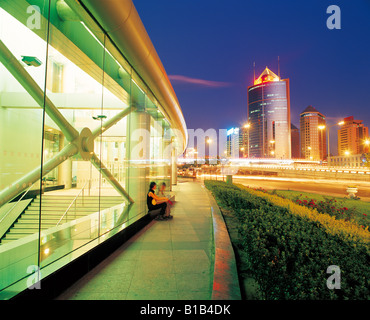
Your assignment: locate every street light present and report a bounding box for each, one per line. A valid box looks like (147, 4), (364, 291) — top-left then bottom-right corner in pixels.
(244, 123), (251, 158)
(269, 140), (275, 158)
(318, 125), (326, 161)
(364, 139), (370, 154)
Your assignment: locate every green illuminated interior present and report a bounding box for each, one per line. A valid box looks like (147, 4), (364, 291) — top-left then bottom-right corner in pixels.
(0, 0), (178, 299)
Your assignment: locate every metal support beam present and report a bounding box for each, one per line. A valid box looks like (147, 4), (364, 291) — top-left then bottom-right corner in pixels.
(0, 143), (79, 207)
(0, 39), (133, 209)
(56, 0), (80, 21)
(91, 106), (135, 139)
(0, 40), (79, 142)
(91, 153), (134, 204)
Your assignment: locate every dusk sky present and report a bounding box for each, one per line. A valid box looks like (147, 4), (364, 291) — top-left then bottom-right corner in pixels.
(134, 0), (370, 154)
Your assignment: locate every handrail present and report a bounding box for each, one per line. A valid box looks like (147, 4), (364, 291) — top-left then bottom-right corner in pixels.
(56, 181), (88, 226)
(0, 181), (37, 225)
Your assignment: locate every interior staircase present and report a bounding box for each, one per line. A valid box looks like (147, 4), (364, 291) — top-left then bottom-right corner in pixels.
(0, 194), (124, 245)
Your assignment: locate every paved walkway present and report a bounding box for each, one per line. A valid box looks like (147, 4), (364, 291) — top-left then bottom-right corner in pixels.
(57, 180), (216, 300)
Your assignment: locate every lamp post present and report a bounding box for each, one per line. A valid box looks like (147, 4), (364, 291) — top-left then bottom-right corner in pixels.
(344, 150), (350, 168)
(364, 140), (370, 169)
(364, 139), (370, 153)
(206, 138), (212, 178)
(244, 123), (251, 158)
(327, 121), (345, 166)
(240, 147), (245, 158)
(269, 140), (275, 158)
(318, 125), (326, 161)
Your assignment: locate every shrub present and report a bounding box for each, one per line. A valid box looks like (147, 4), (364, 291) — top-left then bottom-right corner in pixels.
(291, 195), (369, 229)
(235, 184), (370, 246)
(205, 180), (370, 300)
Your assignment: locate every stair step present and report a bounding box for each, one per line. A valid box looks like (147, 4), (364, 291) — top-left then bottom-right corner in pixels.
(27, 206), (118, 212)
(35, 196), (123, 200)
(31, 202), (122, 207)
(1, 239), (15, 244)
(33, 197), (123, 200)
(21, 215), (88, 220)
(0, 194), (124, 245)
(24, 210), (94, 215)
(8, 228), (38, 235)
(28, 203), (121, 208)
(13, 222), (57, 228)
(31, 199), (123, 202)
(3, 234), (33, 241)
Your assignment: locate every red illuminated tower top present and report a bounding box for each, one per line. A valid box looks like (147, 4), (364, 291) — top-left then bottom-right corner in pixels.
(254, 67), (281, 85)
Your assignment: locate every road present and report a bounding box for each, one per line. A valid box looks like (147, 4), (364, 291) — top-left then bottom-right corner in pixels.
(201, 174), (370, 202)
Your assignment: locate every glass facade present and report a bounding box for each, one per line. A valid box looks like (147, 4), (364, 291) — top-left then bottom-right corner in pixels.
(0, 0), (183, 299)
(248, 79), (291, 159)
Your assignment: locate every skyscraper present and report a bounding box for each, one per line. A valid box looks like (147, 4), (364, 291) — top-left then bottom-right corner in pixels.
(247, 67), (291, 158)
(239, 126), (250, 158)
(226, 127), (242, 158)
(300, 106), (327, 161)
(338, 116), (369, 156)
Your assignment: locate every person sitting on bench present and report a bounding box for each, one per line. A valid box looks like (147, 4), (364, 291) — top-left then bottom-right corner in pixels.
(158, 182), (173, 217)
(147, 182), (173, 221)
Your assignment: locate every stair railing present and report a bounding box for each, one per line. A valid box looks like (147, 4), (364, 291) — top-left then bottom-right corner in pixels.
(0, 181), (37, 226)
(56, 181), (88, 226)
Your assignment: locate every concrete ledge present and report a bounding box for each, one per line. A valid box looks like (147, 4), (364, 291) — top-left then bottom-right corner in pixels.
(205, 187), (241, 300)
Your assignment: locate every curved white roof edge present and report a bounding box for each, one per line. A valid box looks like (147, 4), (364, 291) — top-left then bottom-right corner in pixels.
(80, 0), (188, 152)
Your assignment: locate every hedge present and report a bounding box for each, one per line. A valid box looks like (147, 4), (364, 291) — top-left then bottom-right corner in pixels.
(205, 180), (370, 300)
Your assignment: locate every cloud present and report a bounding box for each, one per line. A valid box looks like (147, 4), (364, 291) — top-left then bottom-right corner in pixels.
(168, 74), (232, 88)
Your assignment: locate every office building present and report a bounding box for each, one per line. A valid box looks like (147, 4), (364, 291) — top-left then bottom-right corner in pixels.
(226, 127), (241, 158)
(300, 106), (327, 161)
(337, 116), (369, 156)
(291, 123), (300, 158)
(0, 0), (187, 299)
(247, 67), (291, 158)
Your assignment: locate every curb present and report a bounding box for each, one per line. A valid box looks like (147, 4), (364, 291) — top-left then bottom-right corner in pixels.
(204, 186), (242, 300)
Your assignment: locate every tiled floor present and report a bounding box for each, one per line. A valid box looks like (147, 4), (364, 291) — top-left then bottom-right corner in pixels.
(56, 180), (215, 300)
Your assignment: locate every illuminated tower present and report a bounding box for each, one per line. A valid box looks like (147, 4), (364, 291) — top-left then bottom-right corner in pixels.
(247, 67), (291, 158)
(300, 106), (327, 161)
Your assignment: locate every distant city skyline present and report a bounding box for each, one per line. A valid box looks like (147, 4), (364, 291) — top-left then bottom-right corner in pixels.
(135, 0), (370, 156)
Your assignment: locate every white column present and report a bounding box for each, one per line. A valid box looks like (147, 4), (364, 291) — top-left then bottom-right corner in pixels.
(126, 111), (150, 215)
(171, 141), (177, 186)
